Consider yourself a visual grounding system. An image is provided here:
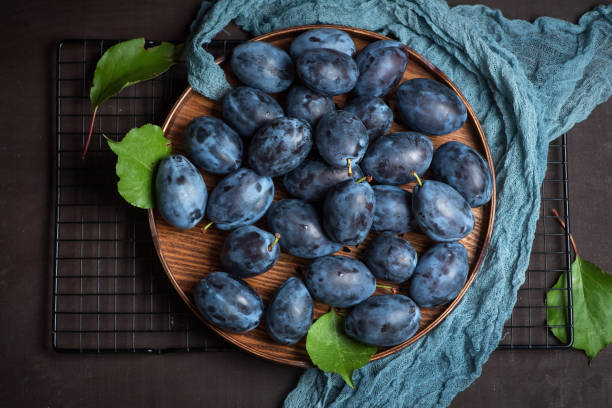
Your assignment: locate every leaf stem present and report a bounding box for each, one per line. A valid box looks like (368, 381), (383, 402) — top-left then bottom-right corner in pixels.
(82, 106), (98, 160)
(410, 171), (422, 187)
(268, 233), (281, 251)
(332, 307), (345, 317)
(552, 208), (579, 257)
(347, 158), (352, 177)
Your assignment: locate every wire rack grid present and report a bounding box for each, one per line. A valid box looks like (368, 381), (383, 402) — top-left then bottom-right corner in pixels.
(52, 39), (237, 353)
(499, 134), (574, 348)
(52, 39), (572, 353)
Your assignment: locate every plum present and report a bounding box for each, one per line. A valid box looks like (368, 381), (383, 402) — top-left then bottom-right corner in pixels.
(155, 155), (207, 230)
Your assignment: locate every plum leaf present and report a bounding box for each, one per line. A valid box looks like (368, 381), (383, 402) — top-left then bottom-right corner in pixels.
(105, 124), (172, 209)
(306, 309), (376, 388)
(547, 255), (612, 361)
(546, 209), (612, 361)
(83, 38), (183, 159)
(90, 38), (183, 107)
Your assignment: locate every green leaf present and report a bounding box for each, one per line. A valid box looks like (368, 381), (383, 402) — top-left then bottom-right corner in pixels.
(83, 38), (182, 159)
(547, 271), (570, 344)
(90, 38), (183, 107)
(105, 124), (172, 209)
(306, 310), (377, 388)
(547, 255), (612, 360)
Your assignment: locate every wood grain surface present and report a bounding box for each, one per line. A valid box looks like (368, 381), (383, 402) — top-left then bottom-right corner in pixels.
(148, 25), (496, 367)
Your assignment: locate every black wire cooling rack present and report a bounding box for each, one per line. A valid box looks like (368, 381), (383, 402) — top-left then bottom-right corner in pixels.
(52, 39), (573, 353)
(498, 135), (573, 349)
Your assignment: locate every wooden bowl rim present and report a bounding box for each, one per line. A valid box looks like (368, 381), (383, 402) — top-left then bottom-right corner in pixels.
(148, 24), (496, 368)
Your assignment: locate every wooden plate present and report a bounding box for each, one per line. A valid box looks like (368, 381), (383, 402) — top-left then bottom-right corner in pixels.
(148, 25), (496, 367)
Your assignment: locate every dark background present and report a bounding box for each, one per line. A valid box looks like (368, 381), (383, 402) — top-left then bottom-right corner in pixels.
(1, 0), (611, 407)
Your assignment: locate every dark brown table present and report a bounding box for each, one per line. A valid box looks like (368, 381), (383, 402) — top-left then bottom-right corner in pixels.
(1, 1), (610, 406)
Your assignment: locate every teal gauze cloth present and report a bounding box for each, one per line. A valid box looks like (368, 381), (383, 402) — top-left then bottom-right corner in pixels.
(186, 1), (612, 406)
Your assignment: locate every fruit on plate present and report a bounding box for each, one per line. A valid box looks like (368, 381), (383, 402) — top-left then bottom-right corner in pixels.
(248, 117), (312, 177)
(344, 96), (393, 141)
(345, 294), (421, 346)
(206, 168), (274, 230)
(316, 110), (368, 170)
(430, 141), (493, 207)
(285, 84), (335, 127)
(371, 185), (414, 234)
(266, 277), (314, 345)
(155, 155), (207, 230)
(152, 29), (493, 361)
(230, 42), (295, 93)
(267, 199), (342, 259)
(296, 48), (359, 96)
(365, 234), (417, 283)
(222, 86), (284, 140)
(305, 255), (376, 308)
(323, 178), (375, 246)
(220, 226), (281, 278)
(184, 116), (243, 175)
(283, 159), (363, 202)
(289, 28), (356, 59)
(408, 242), (469, 307)
(361, 131), (433, 185)
(412, 178), (474, 242)
(194, 272), (264, 333)
(396, 78), (467, 135)
(353, 40), (409, 97)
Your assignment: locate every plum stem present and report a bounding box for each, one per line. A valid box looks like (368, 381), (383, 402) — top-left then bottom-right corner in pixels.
(200, 221), (214, 233)
(268, 233), (281, 251)
(356, 175), (373, 184)
(410, 171), (422, 187)
(347, 158), (353, 177)
(552, 208), (579, 257)
(82, 106), (98, 160)
(376, 283), (398, 294)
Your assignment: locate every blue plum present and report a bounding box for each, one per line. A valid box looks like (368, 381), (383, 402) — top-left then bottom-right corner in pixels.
(323, 179), (375, 246)
(430, 141), (493, 207)
(283, 159), (363, 202)
(296, 49), (359, 96)
(266, 277), (314, 345)
(285, 84), (335, 127)
(206, 168), (274, 230)
(248, 117), (312, 177)
(361, 131), (433, 185)
(194, 272), (263, 333)
(353, 40), (409, 97)
(222, 86), (284, 140)
(230, 42), (294, 93)
(409, 242), (468, 307)
(267, 199), (341, 259)
(344, 96), (393, 141)
(184, 116), (242, 175)
(345, 294), (421, 347)
(220, 226), (280, 278)
(365, 235), (417, 283)
(372, 185), (414, 234)
(412, 180), (474, 242)
(290, 28), (356, 59)
(305, 255), (376, 308)
(396, 78), (467, 135)
(316, 110), (368, 169)
(155, 155), (207, 230)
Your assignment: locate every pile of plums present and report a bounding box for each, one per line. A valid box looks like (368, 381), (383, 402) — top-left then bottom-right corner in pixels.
(155, 28), (493, 348)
